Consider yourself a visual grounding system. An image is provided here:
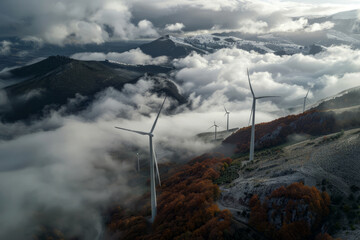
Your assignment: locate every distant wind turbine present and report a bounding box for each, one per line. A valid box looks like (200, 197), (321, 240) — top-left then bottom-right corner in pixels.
(247, 69), (280, 161)
(209, 121), (219, 140)
(224, 106), (230, 131)
(303, 88), (311, 113)
(115, 97), (166, 222)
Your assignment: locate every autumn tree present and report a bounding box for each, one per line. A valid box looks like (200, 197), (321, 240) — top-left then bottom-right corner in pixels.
(249, 182), (334, 240)
(107, 153), (233, 240)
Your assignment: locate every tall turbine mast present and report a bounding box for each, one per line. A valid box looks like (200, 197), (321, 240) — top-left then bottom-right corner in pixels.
(247, 69), (279, 161)
(224, 106), (230, 131)
(136, 153), (140, 172)
(303, 88), (311, 113)
(115, 97), (166, 222)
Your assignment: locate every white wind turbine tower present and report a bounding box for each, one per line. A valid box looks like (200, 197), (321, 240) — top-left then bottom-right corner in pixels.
(136, 153), (140, 172)
(209, 121), (219, 140)
(303, 88), (311, 113)
(224, 106), (230, 131)
(115, 97), (166, 222)
(247, 69), (279, 161)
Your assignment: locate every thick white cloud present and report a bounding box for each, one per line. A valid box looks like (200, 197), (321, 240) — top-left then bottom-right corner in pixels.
(237, 17), (334, 34)
(237, 20), (269, 34)
(305, 21), (335, 32)
(165, 23), (186, 32)
(172, 45), (360, 112)
(0, 115), (137, 239)
(0, 40), (11, 55)
(0, 0), (159, 45)
(71, 48), (168, 65)
(270, 17), (309, 32)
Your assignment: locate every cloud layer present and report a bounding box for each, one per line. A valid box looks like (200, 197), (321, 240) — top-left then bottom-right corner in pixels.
(172, 45), (360, 113)
(0, 79), (216, 239)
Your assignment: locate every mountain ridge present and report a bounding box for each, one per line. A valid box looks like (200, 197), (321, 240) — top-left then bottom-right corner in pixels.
(0, 56), (185, 122)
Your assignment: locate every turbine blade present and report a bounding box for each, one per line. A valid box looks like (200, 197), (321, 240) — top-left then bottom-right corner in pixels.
(247, 68), (255, 97)
(115, 127), (148, 136)
(224, 106), (228, 113)
(152, 143), (161, 186)
(256, 96), (280, 99)
(305, 88), (311, 98)
(150, 97), (167, 133)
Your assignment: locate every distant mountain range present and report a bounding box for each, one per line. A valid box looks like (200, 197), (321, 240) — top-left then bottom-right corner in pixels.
(0, 10), (359, 70)
(136, 10), (360, 58)
(0, 56), (185, 122)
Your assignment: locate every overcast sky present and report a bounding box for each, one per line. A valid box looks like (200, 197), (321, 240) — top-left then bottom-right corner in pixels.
(0, 0), (359, 45)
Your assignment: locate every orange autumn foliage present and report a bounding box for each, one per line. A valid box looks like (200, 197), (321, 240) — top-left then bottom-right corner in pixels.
(107, 153), (233, 240)
(249, 182), (333, 240)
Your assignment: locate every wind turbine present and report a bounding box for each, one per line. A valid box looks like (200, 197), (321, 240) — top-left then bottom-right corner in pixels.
(115, 97), (166, 222)
(209, 121), (219, 140)
(224, 106), (230, 131)
(247, 69), (279, 161)
(303, 88), (311, 113)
